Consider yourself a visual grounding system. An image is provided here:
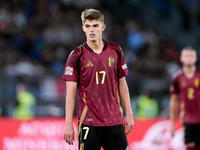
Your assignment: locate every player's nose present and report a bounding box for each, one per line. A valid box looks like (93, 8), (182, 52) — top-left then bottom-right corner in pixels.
(90, 26), (95, 31)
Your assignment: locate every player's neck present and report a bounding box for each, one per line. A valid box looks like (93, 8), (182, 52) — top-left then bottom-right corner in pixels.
(87, 39), (104, 54)
(183, 65), (196, 78)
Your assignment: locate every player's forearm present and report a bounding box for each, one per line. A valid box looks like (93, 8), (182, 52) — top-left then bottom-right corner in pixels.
(65, 81), (77, 125)
(169, 95), (178, 124)
(65, 94), (76, 125)
(119, 77), (133, 115)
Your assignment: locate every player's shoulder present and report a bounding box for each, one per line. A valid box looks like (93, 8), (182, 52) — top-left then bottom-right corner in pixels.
(106, 41), (122, 51)
(195, 68), (200, 74)
(69, 43), (87, 60)
(107, 41), (120, 47)
(70, 43), (85, 56)
(171, 69), (183, 79)
(67, 43), (86, 64)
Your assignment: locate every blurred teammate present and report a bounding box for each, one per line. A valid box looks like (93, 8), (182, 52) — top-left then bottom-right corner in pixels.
(62, 9), (134, 150)
(170, 46), (200, 150)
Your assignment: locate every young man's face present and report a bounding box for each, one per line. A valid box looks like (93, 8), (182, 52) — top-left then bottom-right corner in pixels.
(180, 49), (197, 66)
(82, 19), (106, 42)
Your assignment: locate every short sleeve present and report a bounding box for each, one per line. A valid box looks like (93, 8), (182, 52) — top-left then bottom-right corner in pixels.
(117, 46), (128, 79)
(170, 76), (179, 95)
(62, 50), (79, 82)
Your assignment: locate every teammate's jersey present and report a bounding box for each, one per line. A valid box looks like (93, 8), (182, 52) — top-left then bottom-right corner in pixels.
(62, 40), (128, 126)
(170, 69), (200, 124)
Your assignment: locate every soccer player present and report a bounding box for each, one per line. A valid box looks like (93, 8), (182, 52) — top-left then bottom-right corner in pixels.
(169, 46), (200, 150)
(62, 9), (134, 150)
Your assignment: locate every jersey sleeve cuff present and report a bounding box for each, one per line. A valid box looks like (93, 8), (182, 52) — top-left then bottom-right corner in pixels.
(62, 77), (78, 83)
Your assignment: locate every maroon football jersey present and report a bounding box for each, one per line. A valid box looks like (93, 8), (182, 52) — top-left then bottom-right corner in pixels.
(62, 41), (128, 126)
(170, 69), (200, 124)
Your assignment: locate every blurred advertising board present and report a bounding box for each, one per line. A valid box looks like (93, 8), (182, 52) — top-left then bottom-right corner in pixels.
(0, 118), (185, 150)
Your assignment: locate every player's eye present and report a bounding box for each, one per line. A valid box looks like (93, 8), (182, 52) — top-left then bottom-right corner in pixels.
(93, 24), (99, 27)
(85, 25), (90, 28)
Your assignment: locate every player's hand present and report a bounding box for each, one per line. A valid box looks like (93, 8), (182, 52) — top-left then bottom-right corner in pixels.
(123, 114), (134, 135)
(170, 123), (176, 137)
(63, 123), (74, 145)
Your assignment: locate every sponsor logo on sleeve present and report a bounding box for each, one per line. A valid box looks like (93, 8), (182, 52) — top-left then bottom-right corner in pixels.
(65, 66), (73, 75)
(122, 64), (127, 70)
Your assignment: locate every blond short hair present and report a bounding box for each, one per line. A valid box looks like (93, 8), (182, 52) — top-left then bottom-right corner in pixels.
(81, 9), (104, 25)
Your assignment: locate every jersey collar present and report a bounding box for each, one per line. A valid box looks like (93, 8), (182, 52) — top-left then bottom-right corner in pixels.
(84, 40), (108, 53)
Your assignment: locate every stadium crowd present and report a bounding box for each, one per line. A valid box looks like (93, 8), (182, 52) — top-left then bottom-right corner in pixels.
(0, 0), (198, 117)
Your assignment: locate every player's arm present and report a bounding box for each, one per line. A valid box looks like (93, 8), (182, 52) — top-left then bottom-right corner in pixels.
(118, 77), (134, 135)
(169, 94), (179, 136)
(63, 81), (77, 145)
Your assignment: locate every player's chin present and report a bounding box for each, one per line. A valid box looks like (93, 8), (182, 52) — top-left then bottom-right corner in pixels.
(185, 63), (194, 67)
(90, 39), (97, 42)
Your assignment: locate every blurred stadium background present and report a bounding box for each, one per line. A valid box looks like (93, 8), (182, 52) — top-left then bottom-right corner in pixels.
(0, 0), (199, 149)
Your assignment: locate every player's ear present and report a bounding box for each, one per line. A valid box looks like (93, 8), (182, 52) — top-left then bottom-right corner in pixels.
(102, 24), (106, 31)
(194, 56), (197, 63)
(180, 56), (183, 63)
(82, 25), (86, 32)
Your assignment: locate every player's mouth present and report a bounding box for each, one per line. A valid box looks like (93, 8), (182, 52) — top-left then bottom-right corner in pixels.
(90, 34), (95, 38)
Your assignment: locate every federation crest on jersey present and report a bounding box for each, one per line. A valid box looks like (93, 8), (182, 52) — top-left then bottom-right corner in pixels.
(108, 56), (114, 67)
(65, 66), (73, 75)
(194, 78), (199, 87)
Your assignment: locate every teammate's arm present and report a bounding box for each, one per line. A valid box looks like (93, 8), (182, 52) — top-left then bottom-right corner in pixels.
(169, 94), (179, 136)
(118, 77), (134, 135)
(63, 81), (77, 145)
